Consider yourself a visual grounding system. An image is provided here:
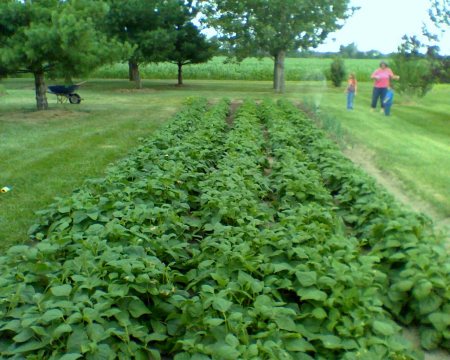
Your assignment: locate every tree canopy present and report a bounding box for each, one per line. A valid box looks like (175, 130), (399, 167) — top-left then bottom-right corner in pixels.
(202, 0), (354, 92)
(0, 0), (129, 110)
(104, 0), (199, 88)
(167, 22), (217, 85)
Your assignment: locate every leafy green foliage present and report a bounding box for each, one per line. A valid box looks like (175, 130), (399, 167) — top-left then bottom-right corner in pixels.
(1, 96), (446, 358)
(103, 0), (202, 87)
(167, 22), (217, 85)
(0, 0), (129, 109)
(392, 36), (436, 97)
(276, 99), (449, 351)
(202, 0), (353, 91)
(103, 0), (177, 64)
(330, 57), (346, 87)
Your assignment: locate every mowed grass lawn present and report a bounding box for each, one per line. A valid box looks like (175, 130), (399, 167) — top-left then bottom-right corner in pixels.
(0, 77), (449, 250)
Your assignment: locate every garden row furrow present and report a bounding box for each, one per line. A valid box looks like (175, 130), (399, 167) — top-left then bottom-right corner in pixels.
(276, 99), (449, 351)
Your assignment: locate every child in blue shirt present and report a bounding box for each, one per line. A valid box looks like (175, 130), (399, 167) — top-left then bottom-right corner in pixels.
(383, 87), (394, 116)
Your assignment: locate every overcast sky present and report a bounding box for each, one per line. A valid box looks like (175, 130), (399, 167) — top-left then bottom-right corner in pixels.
(315, 0), (450, 54)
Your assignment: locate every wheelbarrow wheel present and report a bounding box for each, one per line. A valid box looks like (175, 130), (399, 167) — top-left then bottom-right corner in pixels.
(69, 93), (81, 104)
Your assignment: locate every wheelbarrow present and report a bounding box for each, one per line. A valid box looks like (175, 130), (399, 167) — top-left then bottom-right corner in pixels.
(47, 82), (84, 104)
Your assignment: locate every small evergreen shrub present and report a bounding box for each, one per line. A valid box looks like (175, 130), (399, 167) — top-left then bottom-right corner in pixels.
(330, 57), (346, 87)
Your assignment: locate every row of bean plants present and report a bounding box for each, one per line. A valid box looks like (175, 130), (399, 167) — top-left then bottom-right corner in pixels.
(257, 100), (421, 360)
(274, 99), (449, 351)
(0, 97), (232, 359)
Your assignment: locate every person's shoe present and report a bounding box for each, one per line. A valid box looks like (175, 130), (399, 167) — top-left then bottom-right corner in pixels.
(370, 108), (375, 112)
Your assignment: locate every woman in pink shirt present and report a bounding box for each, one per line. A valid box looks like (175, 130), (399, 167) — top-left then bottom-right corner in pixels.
(371, 61), (399, 110)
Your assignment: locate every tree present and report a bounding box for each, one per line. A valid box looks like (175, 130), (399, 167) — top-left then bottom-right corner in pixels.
(0, 0), (128, 110)
(104, 0), (197, 88)
(339, 42), (359, 58)
(392, 1), (449, 97)
(392, 36), (436, 98)
(167, 22), (217, 85)
(202, 0), (353, 93)
(330, 57), (346, 87)
(423, 0), (449, 41)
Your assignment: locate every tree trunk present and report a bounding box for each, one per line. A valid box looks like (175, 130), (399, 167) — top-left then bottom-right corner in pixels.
(273, 54), (278, 90)
(128, 60), (142, 89)
(177, 63), (183, 85)
(128, 61), (133, 81)
(34, 71), (48, 110)
(64, 73), (73, 85)
(274, 50), (286, 93)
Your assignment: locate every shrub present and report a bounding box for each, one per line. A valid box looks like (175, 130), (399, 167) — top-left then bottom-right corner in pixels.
(329, 57), (346, 87)
(391, 36), (437, 97)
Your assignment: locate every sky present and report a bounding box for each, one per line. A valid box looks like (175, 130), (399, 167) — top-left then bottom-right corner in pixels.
(315, 0), (450, 54)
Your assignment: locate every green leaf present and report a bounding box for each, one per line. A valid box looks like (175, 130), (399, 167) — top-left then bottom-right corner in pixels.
(58, 205), (71, 214)
(201, 284), (215, 294)
(91, 343), (116, 360)
(87, 323), (106, 342)
(51, 284), (73, 297)
(67, 312), (83, 324)
(393, 280), (414, 292)
(207, 343), (240, 360)
(212, 297), (232, 313)
(191, 354), (210, 360)
(67, 326), (89, 353)
(284, 338), (315, 352)
(295, 271), (317, 287)
(58, 354), (82, 360)
(420, 327), (441, 350)
(146, 333), (168, 342)
(225, 334), (239, 348)
(318, 276), (336, 288)
(174, 353), (191, 360)
(320, 335), (342, 349)
(129, 298), (151, 318)
(296, 288), (327, 301)
(0, 319), (21, 332)
(272, 262), (293, 272)
(41, 309), (64, 323)
(30, 326), (48, 337)
(107, 283), (129, 297)
(372, 320), (396, 336)
(204, 318), (225, 327)
(53, 323), (73, 339)
(7, 245), (31, 256)
(274, 315), (297, 332)
(419, 294), (442, 315)
(13, 328), (34, 343)
(428, 312), (450, 332)
(311, 307), (327, 320)
(7, 340), (49, 355)
(413, 280), (433, 300)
